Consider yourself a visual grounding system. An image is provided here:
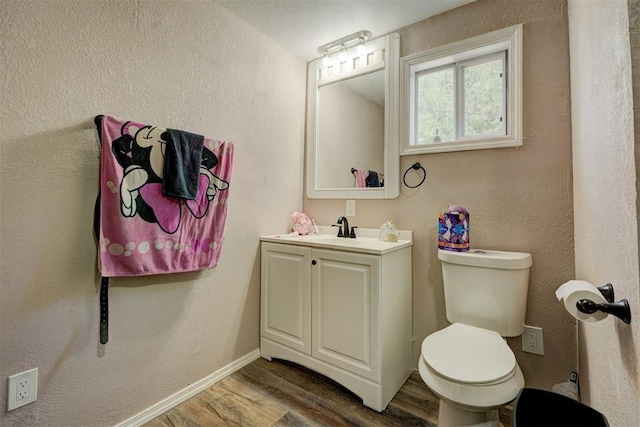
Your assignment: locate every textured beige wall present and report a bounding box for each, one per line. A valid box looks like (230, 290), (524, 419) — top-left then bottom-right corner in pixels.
(305, 0), (576, 390)
(0, 1), (306, 426)
(569, 0), (640, 424)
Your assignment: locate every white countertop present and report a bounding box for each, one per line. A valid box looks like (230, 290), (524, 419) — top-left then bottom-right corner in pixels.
(260, 225), (413, 255)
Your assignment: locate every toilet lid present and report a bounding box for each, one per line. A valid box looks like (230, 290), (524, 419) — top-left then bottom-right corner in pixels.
(422, 323), (516, 384)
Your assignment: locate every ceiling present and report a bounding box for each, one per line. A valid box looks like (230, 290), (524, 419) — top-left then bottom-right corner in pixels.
(215, 0), (476, 62)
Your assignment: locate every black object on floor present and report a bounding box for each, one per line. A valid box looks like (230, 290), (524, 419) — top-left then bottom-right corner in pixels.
(513, 388), (608, 427)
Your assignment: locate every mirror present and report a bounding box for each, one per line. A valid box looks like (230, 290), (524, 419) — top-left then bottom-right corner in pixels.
(306, 33), (399, 199)
(316, 70), (384, 188)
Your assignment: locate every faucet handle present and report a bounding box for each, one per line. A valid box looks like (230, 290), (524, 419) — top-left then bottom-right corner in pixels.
(349, 226), (358, 238)
(332, 224), (344, 237)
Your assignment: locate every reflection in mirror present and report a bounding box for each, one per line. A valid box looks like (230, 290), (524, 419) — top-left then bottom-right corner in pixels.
(306, 33), (399, 199)
(316, 70), (385, 189)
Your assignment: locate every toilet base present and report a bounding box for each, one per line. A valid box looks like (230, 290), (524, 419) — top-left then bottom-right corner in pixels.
(438, 398), (503, 427)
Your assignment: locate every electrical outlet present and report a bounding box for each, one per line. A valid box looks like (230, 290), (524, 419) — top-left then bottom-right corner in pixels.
(17, 378), (29, 400)
(346, 200), (356, 217)
(7, 368), (38, 411)
(522, 326), (544, 355)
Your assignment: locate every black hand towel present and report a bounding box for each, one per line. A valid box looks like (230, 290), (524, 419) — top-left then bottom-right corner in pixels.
(366, 171), (380, 187)
(164, 129), (205, 200)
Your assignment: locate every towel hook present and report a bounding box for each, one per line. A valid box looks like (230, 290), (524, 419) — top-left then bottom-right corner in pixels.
(403, 162), (426, 188)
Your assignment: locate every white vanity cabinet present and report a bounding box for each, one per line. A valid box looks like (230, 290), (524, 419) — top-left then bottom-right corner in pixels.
(260, 231), (412, 412)
(260, 243), (312, 355)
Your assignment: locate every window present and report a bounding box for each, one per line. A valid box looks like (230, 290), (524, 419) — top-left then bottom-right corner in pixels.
(401, 25), (522, 154)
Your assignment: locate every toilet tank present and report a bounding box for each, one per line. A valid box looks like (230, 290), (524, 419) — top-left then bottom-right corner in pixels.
(439, 249), (532, 337)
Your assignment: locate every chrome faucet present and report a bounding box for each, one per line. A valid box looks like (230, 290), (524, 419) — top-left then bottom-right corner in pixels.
(336, 216), (350, 238)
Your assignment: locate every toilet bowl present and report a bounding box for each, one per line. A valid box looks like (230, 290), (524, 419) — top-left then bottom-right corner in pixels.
(419, 323), (524, 426)
(420, 249), (532, 427)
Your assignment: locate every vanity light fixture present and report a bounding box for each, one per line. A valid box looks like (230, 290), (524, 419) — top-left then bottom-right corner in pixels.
(317, 30), (372, 64)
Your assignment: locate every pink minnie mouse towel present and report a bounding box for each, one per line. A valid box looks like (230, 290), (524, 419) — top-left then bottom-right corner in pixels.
(94, 115), (234, 342)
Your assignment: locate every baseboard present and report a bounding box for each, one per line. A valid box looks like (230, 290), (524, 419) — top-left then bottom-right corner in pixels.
(115, 349), (261, 427)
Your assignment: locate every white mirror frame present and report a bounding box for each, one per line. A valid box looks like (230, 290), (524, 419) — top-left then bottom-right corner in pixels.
(306, 33), (400, 199)
(399, 24), (523, 155)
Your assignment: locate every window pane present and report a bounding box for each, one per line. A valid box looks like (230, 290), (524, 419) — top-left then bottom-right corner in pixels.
(462, 56), (505, 137)
(416, 66), (454, 144)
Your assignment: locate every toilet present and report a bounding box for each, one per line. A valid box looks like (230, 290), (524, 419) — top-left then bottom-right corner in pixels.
(419, 249), (532, 427)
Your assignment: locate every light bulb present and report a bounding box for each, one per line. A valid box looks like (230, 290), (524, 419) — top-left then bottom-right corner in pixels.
(338, 44), (348, 61)
(322, 52), (331, 67)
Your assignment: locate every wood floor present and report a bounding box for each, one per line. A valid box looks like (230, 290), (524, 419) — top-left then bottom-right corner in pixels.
(144, 357), (513, 427)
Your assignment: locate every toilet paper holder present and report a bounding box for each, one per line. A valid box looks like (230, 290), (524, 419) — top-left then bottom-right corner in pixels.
(575, 283), (632, 324)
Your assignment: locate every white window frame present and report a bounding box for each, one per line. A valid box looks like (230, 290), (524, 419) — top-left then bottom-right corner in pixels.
(400, 24), (522, 155)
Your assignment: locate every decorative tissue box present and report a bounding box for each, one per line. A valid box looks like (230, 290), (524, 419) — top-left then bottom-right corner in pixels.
(438, 210), (470, 252)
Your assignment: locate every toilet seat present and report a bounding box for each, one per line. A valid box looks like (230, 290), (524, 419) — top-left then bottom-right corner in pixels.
(419, 354), (524, 410)
(422, 323), (516, 385)
(419, 323), (524, 410)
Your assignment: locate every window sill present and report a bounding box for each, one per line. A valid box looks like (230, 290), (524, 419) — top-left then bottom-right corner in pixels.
(400, 135), (522, 155)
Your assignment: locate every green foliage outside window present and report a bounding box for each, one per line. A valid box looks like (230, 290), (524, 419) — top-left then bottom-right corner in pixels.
(416, 53), (505, 144)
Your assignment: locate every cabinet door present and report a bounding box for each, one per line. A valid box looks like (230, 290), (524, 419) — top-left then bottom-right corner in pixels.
(261, 243), (311, 355)
(312, 249), (380, 381)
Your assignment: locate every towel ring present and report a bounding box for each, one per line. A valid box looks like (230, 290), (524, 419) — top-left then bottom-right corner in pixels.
(403, 162), (426, 188)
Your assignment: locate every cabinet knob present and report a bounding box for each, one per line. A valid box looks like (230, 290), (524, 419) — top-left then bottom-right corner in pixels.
(311, 259), (317, 265)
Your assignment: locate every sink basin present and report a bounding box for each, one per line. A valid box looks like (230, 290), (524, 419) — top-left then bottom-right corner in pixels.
(302, 236), (368, 245)
(513, 388), (608, 427)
